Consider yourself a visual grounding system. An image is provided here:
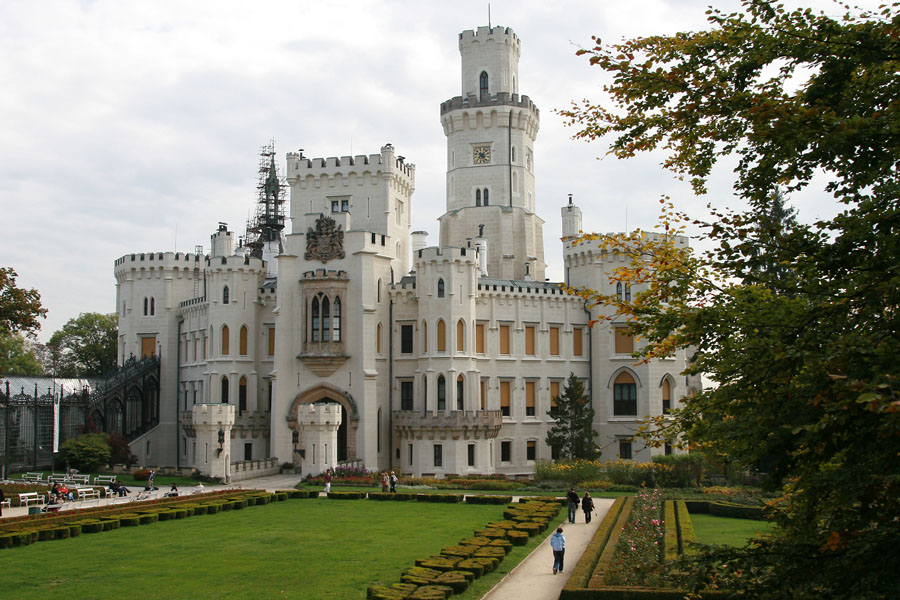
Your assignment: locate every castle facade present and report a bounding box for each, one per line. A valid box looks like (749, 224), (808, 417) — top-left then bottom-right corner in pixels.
(113, 25), (699, 480)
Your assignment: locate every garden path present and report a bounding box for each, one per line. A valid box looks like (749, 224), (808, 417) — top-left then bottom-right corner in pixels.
(480, 498), (614, 600)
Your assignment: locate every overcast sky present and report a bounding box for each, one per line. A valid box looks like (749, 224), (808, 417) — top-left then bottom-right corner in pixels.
(0, 0), (866, 341)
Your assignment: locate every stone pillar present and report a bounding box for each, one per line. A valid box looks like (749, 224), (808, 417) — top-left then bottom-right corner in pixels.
(297, 403), (343, 476)
(192, 403), (235, 482)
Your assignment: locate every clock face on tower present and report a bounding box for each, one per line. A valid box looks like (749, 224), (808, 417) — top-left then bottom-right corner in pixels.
(473, 145), (491, 164)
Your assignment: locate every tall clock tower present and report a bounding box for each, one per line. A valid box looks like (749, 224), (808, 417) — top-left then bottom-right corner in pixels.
(439, 26), (545, 281)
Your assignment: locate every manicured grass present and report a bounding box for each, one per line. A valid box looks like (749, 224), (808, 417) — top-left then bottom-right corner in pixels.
(0, 498), (523, 599)
(690, 513), (776, 547)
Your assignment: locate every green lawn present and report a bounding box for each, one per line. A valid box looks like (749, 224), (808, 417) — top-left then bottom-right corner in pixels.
(0, 498), (553, 599)
(690, 513), (776, 547)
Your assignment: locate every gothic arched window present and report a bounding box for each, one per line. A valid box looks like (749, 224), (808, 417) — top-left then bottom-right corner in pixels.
(613, 372), (637, 416)
(238, 376), (247, 413)
(321, 297), (331, 342)
(475, 189), (481, 206)
(311, 296), (320, 342)
(437, 278), (445, 298)
(223, 286), (229, 305)
(437, 319), (446, 352)
(616, 282), (623, 300)
(221, 325), (230, 355)
(239, 325), (248, 355)
(221, 376), (229, 404)
(483, 189), (489, 205)
(332, 297), (341, 342)
(479, 71), (489, 98)
(457, 374), (464, 410)
(437, 375), (446, 410)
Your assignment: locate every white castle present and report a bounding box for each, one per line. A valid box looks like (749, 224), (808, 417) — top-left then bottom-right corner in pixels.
(112, 25), (699, 481)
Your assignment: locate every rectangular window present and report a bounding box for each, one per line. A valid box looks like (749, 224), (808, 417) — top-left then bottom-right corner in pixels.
(244, 443), (252, 461)
(550, 381), (560, 409)
(203, 335), (207, 359)
(549, 327), (559, 356)
(525, 326), (535, 355)
(501, 441), (511, 462)
(341, 199), (349, 212)
(331, 200), (339, 212)
(526, 440), (536, 461)
(665, 443), (673, 456)
(525, 381), (536, 417)
(401, 381), (414, 411)
(619, 439), (633, 460)
(193, 338), (198, 361)
(433, 444), (443, 467)
(401, 325), (414, 354)
(573, 327), (583, 356)
(476, 323), (485, 353)
(141, 336), (156, 359)
(268, 327), (276, 356)
(480, 379), (487, 411)
(467, 444), (475, 467)
(615, 328), (634, 354)
(500, 381), (511, 417)
(499, 324), (510, 355)
(408, 444), (413, 466)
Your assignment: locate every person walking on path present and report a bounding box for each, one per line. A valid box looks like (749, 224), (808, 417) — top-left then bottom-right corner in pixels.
(389, 471), (398, 493)
(324, 468), (333, 493)
(381, 472), (389, 492)
(550, 527), (566, 574)
(566, 488), (579, 523)
(582, 492), (595, 523)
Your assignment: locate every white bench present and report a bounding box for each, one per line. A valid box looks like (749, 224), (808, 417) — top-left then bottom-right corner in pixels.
(94, 475), (117, 485)
(22, 472), (43, 482)
(18, 492), (46, 507)
(48, 473), (69, 483)
(69, 475), (90, 485)
(0, 497), (10, 510)
(77, 488), (101, 501)
(41, 504), (63, 513)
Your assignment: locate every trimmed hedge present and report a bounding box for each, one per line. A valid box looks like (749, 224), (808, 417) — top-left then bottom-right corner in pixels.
(416, 494), (463, 503)
(663, 501), (679, 562)
(327, 491), (367, 500)
(676, 501), (698, 556)
(563, 497), (628, 593)
(465, 495), (512, 505)
(369, 492), (418, 501)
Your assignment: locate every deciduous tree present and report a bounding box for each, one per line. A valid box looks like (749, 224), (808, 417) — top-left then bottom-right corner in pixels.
(48, 312), (117, 378)
(560, 2), (900, 598)
(0, 267), (46, 336)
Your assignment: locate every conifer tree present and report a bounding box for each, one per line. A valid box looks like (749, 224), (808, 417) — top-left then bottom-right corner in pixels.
(545, 373), (599, 460)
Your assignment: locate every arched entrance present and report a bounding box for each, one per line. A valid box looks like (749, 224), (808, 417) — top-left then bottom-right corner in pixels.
(287, 384), (359, 467)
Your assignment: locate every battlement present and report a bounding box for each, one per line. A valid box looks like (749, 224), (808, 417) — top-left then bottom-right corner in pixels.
(459, 26), (519, 50)
(286, 143), (415, 181)
(302, 268), (348, 281)
(440, 92), (539, 117)
(115, 251), (207, 270)
(296, 402), (343, 427)
(192, 402), (235, 426)
(205, 253), (266, 273)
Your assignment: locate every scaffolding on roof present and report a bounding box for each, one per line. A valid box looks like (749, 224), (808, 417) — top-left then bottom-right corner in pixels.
(245, 139), (286, 258)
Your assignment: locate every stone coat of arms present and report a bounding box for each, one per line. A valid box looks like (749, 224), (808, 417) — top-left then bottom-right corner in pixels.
(305, 213), (345, 262)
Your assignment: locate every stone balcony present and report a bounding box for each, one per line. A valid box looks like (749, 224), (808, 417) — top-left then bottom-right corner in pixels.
(392, 409), (502, 441)
(232, 410), (270, 439)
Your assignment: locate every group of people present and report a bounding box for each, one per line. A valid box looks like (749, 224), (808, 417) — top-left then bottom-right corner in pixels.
(380, 471), (398, 493)
(49, 481), (75, 503)
(551, 489), (598, 575)
(110, 480), (131, 497)
(566, 488), (595, 524)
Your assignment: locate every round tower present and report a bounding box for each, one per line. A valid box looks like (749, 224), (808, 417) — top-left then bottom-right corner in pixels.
(439, 26), (544, 281)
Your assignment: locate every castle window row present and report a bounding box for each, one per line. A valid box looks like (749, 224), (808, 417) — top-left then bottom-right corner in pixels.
(309, 293), (342, 343)
(475, 188), (490, 206)
(396, 373), (679, 419)
(397, 320), (587, 358)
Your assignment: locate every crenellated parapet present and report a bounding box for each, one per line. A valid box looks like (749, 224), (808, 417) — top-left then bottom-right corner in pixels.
(286, 143), (415, 195)
(459, 25), (520, 50)
(440, 92), (538, 118)
(413, 245), (478, 269)
(114, 251), (207, 284)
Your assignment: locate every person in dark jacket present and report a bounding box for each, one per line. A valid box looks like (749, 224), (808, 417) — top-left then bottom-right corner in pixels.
(566, 488), (579, 523)
(582, 492), (595, 523)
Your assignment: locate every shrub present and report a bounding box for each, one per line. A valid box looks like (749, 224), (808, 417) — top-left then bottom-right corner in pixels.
(119, 514), (141, 527)
(487, 539), (513, 553)
(0, 534), (15, 549)
(138, 514), (158, 525)
(37, 528), (56, 541)
(57, 433), (111, 472)
(434, 571), (470, 593)
(366, 585), (410, 600)
(416, 494), (462, 503)
(441, 545), (477, 558)
(275, 492), (288, 502)
(327, 491), (366, 500)
(79, 520), (103, 534)
(507, 530), (529, 545)
(652, 454), (707, 487)
(51, 527), (69, 539)
(67, 524), (82, 537)
(409, 585), (454, 600)
(458, 536), (491, 547)
(101, 518), (121, 530)
(465, 495), (512, 505)
(132, 469), (150, 481)
(416, 556), (460, 571)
